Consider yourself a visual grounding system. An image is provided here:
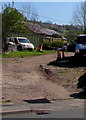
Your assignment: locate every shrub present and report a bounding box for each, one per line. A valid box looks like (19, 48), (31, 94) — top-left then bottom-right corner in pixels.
(43, 41), (52, 50)
(43, 40), (65, 50)
(51, 41), (65, 48)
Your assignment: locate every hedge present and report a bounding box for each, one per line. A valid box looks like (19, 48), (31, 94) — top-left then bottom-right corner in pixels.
(43, 40), (66, 50)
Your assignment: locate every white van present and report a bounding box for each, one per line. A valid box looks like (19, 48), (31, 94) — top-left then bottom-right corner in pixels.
(6, 37), (34, 51)
(75, 34), (86, 56)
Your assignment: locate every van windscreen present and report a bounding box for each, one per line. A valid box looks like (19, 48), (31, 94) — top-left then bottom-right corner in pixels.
(18, 38), (30, 43)
(76, 36), (86, 44)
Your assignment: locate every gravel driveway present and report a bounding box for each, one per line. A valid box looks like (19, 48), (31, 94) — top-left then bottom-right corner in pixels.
(2, 52), (86, 104)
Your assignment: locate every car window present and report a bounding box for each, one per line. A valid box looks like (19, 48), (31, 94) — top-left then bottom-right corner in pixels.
(14, 38), (18, 44)
(77, 36), (86, 44)
(9, 38), (14, 42)
(18, 38), (30, 43)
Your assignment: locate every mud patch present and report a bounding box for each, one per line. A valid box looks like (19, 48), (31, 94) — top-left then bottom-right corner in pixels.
(39, 64), (57, 82)
(2, 53), (85, 104)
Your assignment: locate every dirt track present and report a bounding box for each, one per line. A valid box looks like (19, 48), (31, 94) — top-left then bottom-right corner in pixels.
(2, 52), (86, 104)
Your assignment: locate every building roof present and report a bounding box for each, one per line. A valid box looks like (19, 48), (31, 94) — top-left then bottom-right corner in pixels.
(28, 22), (62, 37)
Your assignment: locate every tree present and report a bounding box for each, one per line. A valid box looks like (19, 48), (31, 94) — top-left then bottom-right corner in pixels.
(2, 3), (28, 39)
(64, 25), (82, 43)
(73, 1), (86, 33)
(22, 2), (38, 22)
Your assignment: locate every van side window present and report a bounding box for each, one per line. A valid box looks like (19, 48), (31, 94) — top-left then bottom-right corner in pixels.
(9, 38), (13, 42)
(14, 38), (18, 44)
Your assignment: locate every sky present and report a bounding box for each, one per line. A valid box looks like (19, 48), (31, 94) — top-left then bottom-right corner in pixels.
(2, 1), (84, 25)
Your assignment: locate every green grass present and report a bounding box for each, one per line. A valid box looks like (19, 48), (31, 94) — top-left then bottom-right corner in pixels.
(2, 50), (56, 58)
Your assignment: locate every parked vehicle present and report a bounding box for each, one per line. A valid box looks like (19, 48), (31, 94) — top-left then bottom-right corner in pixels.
(6, 37), (34, 51)
(75, 34), (86, 56)
(57, 43), (75, 52)
(67, 42), (76, 52)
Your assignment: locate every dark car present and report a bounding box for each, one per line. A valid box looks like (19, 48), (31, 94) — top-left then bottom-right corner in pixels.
(67, 42), (76, 52)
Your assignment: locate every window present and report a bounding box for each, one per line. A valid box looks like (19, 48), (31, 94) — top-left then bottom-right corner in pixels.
(14, 38), (18, 44)
(18, 38), (30, 43)
(77, 36), (86, 44)
(9, 38), (13, 42)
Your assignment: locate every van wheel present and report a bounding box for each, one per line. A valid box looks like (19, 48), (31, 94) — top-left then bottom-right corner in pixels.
(17, 46), (22, 51)
(29, 48), (33, 51)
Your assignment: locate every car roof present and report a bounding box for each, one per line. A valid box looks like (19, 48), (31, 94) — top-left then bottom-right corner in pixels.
(6, 37), (27, 39)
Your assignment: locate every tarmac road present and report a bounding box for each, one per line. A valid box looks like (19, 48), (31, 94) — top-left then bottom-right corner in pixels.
(2, 98), (85, 119)
(2, 107), (84, 119)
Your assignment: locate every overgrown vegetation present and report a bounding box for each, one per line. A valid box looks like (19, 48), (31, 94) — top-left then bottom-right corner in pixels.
(43, 40), (66, 50)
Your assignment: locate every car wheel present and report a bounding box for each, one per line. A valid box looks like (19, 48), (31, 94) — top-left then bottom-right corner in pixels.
(17, 46), (22, 51)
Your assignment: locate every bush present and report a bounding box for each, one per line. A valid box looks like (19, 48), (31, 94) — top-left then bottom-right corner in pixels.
(42, 41), (52, 50)
(51, 41), (65, 48)
(77, 73), (86, 91)
(43, 40), (65, 50)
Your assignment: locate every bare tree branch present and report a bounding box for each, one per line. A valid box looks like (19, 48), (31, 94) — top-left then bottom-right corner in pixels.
(73, 1), (86, 33)
(22, 2), (38, 22)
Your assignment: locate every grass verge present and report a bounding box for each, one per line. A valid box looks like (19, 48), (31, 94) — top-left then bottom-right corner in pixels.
(1, 50), (56, 58)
